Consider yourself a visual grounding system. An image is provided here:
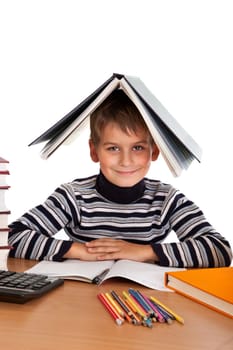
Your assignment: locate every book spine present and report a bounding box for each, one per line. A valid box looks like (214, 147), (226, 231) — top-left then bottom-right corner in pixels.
(0, 156), (11, 269)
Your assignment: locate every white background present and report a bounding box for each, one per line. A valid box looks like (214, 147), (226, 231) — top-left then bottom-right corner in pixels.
(0, 1), (232, 248)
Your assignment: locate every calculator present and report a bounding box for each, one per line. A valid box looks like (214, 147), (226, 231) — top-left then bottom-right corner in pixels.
(0, 270), (64, 303)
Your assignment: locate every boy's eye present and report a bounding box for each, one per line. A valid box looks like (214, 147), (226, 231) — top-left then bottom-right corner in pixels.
(107, 146), (120, 152)
(133, 145), (144, 151)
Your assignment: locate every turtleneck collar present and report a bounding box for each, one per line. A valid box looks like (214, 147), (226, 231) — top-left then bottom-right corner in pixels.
(95, 171), (145, 204)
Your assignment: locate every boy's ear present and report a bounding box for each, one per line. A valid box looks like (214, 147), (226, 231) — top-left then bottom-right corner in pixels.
(151, 143), (160, 161)
(89, 139), (99, 163)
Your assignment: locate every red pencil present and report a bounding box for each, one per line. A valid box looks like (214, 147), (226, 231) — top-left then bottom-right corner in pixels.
(98, 293), (124, 325)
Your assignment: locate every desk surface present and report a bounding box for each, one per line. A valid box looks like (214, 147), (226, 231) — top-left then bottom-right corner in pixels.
(1, 258), (232, 350)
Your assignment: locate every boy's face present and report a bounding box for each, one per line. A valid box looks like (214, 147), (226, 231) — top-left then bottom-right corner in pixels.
(89, 122), (159, 187)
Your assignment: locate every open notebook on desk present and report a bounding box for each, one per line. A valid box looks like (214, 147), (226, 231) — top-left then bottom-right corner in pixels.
(26, 259), (185, 291)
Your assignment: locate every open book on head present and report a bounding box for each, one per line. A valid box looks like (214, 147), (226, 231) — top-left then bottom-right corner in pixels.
(29, 73), (202, 177)
(26, 259), (185, 291)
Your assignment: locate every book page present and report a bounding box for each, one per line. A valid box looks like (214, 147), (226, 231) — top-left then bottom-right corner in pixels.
(120, 77), (202, 176)
(27, 259), (115, 282)
(101, 260), (185, 291)
(27, 259), (185, 290)
(124, 75), (202, 161)
(40, 78), (120, 159)
(119, 79), (182, 176)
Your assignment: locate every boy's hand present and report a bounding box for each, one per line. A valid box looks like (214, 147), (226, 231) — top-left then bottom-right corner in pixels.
(63, 242), (101, 261)
(85, 238), (159, 262)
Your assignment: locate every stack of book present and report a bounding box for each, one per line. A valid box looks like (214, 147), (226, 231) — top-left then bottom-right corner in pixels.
(0, 156), (11, 270)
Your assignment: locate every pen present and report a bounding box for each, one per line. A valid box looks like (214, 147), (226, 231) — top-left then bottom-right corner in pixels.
(92, 268), (110, 284)
(150, 296), (184, 325)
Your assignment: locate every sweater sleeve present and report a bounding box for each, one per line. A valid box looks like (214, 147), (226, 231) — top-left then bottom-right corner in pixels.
(151, 190), (233, 268)
(8, 183), (77, 261)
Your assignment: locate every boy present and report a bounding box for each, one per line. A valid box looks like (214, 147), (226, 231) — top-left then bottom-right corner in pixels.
(9, 90), (232, 267)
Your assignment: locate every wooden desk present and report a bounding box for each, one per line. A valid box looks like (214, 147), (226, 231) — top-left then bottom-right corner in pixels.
(1, 258), (232, 350)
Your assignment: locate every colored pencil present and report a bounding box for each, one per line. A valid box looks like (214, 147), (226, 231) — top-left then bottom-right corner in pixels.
(110, 291), (136, 324)
(97, 293), (124, 325)
(123, 291), (153, 327)
(128, 289), (153, 327)
(105, 292), (125, 317)
(150, 296), (184, 324)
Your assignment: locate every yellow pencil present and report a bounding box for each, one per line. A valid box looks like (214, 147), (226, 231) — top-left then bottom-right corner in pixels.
(122, 291), (142, 324)
(123, 291), (147, 319)
(150, 296), (184, 324)
(105, 292), (125, 317)
(98, 293), (124, 325)
(111, 291), (139, 324)
(123, 298), (142, 325)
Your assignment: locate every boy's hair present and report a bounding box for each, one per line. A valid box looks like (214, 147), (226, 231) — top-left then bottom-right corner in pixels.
(90, 89), (153, 145)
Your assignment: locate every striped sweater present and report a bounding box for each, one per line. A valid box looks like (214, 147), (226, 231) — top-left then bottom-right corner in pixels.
(8, 174), (232, 267)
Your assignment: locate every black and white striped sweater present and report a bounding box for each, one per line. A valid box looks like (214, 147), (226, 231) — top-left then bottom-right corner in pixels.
(8, 173), (232, 267)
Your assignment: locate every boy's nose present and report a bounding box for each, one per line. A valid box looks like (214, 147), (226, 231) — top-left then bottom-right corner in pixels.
(120, 151), (132, 166)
